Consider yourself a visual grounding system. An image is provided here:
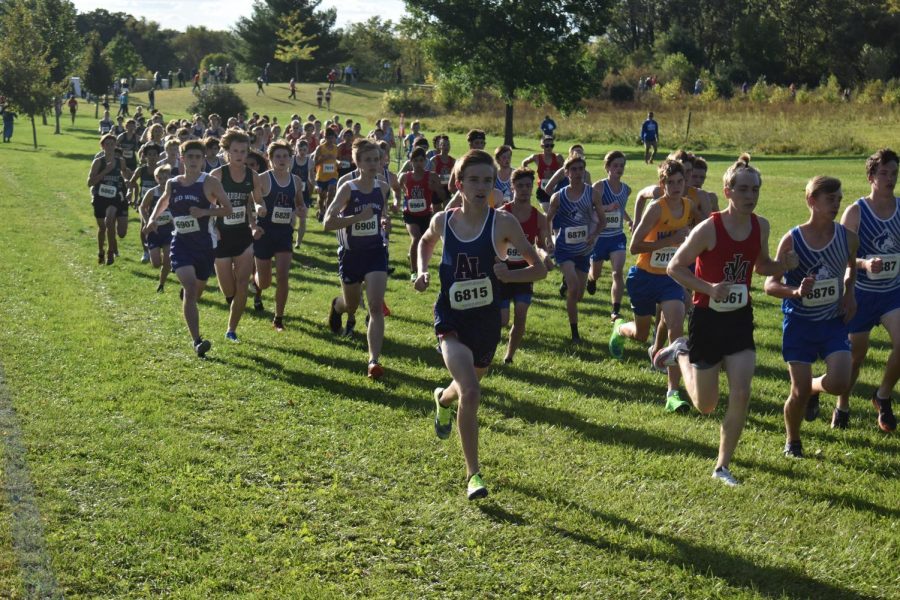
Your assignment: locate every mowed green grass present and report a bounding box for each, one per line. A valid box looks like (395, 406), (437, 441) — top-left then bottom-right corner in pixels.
(0, 101), (897, 599)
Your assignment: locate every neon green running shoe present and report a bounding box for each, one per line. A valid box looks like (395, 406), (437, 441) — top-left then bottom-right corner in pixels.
(609, 318), (626, 359)
(665, 390), (691, 414)
(433, 387), (453, 439)
(467, 472), (488, 500)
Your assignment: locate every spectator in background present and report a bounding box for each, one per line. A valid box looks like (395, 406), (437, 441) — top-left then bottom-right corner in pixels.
(2, 105), (17, 143)
(693, 78), (703, 95)
(640, 111), (659, 164)
(540, 114), (557, 139)
(263, 62), (270, 85)
(148, 87), (155, 110)
(177, 69), (185, 87)
(67, 95), (78, 125)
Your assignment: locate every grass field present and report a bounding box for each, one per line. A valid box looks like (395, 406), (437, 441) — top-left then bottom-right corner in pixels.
(0, 90), (898, 598)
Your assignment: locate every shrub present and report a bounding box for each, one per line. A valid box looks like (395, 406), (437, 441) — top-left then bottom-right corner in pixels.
(795, 86), (813, 104)
(816, 74), (841, 104)
(749, 80), (769, 103)
(883, 80), (900, 105)
(658, 79), (683, 103)
(200, 53), (234, 76)
(382, 88), (432, 116)
(433, 73), (472, 111)
(609, 81), (635, 103)
(768, 86), (793, 104)
(187, 84), (248, 120)
(660, 52), (694, 91)
(858, 80), (885, 104)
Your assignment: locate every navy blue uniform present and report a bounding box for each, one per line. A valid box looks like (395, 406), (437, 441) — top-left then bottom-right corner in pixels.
(434, 208), (501, 368)
(169, 174), (216, 280)
(145, 185), (174, 250)
(337, 180), (388, 283)
(216, 166), (255, 258)
(254, 171), (296, 260)
(291, 156), (312, 207)
(848, 197), (900, 333)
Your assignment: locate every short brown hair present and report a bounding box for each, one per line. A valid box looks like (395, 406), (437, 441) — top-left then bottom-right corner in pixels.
(454, 149), (496, 179)
(866, 148), (899, 179)
(266, 140), (293, 158)
(512, 167), (536, 184)
(657, 159), (685, 183)
(806, 175), (841, 200)
(604, 150), (626, 169)
(221, 128), (250, 149)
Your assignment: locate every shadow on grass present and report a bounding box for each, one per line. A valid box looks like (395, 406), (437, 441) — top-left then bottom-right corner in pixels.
(487, 482), (874, 600)
(52, 151), (99, 161)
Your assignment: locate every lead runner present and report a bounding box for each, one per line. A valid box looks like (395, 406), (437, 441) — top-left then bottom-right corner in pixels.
(415, 150), (547, 500)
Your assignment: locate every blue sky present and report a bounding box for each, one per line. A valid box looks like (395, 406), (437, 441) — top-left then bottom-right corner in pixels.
(71, 0), (408, 31)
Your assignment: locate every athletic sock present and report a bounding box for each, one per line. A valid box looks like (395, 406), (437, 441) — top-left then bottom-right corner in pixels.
(570, 322), (579, 338)
(613, 303), (621, 314)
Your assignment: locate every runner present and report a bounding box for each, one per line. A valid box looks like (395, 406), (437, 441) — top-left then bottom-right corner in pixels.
(139, 164), (174, 291)
(313, 128), (339, 221)
(690, 156), (720, 214)
(127, 142), (162, 263)
(143, 140), (233, 357)
(161, 138), (181, 176)
(414, 150), (547, 499)
(522, 136), (563, 212)
(397, 147), (445, 279)
(211, 129), (264, 342)
(654, 154), (797, 484)
(494, 145), (514, 204)
(609, 160), (692, 412)
(499, 167), (553, 363)
(432, 135), (455, 208)
(324, 139), (392, 378)
(336, 128), (355, 178)
(116, 119), (140, 173)
(836, 148), (899, 432)
(545, 155), (604, 342)
(203, 137), (223, 173)
(446, 130), (487, 190)
(251, 141), (304, 328)
(98, 110), (113, 135)
(87, 134), (129, 265)
(290, 139), (313, 248)
(67, 95), (77, 125)
(764, 176), (858, 457)
(586, 151), (634, 322)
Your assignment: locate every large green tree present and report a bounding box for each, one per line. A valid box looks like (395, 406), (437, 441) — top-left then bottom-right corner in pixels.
(103, 34), (147, 80)
(408, 0), (610, 147)
(234, 0), (342, 82)
(339, 17), (400, 83)
(82, 32), (113, 117)
(0, 0), (54, 148)
(171, 26), (236, 75)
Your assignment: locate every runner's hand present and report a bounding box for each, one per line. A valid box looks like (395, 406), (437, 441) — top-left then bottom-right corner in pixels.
(709, 281), (731, 302)
(414, 272), (429, 291)
(868, 256), (883, 273)
(797, 276), (815, 298)
(493, 256), (511, 282)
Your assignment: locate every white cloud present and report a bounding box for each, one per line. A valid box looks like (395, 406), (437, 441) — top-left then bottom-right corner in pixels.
(71, 0), (408, 32)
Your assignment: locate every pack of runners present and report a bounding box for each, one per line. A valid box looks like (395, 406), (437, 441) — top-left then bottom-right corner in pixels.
(85, 106), (898, 499)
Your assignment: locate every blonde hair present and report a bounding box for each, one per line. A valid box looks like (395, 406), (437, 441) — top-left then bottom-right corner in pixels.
(722, 153), (761, 189)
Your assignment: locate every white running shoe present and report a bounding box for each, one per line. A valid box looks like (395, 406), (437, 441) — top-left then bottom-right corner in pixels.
(653, 336), (689, 370)
(712, 466), (739, 486)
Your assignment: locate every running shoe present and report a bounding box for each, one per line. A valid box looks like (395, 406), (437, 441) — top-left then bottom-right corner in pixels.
(653, 337), (688, 370)
(225, 331), (239, 343)
(466, 472), (488, 500)
(141, 250), (150, 264)
(783, 440), (803, 458)
(410, 273), (417, 283)
(804, 393), (820, 422)
(712, 466), (740, 486)
(194, 338), (211, 358)
(433, 387), (453, 439)
(586, 277), (597, 295)
(872, 393), (897, 432)
(344, 315), (356, 337)
(367, 360), (384, 380)
(647, 345), (665, 373)
(106, 252), (115, 266)
(664, 390), (690, 413)
(328, 297), (342, 333)
(831, 408), (850, 429)
(609, 311), (621, 323)
(253, 293), (264, 312)
(559, 278), (568, 298)
(156, 283), (164, 293)
(273, 316), (285, 331)
(608, 318), (626, 359)
(98, 251), (104, 265)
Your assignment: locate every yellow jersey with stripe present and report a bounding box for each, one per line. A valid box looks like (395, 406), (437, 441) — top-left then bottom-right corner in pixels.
(636, 196), (692, 274)
(315, 144), (339, 182)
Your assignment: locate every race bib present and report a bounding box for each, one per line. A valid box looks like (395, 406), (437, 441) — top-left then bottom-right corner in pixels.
(122, 149), (134, 159)
(323, 163), (336, 174)
(271, 206), (293, 224)
(223, 206), (246, 225)
(407, 197), (427, 213)
(352, 215), (379, 236)
(605, 212), (622, 229)
(868, 254), (900, 281)
(440, 174), (450, 186)
(506, 245), (524, 261)
(802, 278), (839, 307)
(156, 211), (172, 226)
(710, 283), (748, 312)
(650, 246), (677, 269)
(339, 160), (351, 169)
(449, 277), (493, 310)
(98, 184), (118, 198)
(564, 225), (588, 244)
(173, 215), (199, 234)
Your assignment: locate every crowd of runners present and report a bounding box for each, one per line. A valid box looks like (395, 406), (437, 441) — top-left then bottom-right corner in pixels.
(85, 104), (898, 499)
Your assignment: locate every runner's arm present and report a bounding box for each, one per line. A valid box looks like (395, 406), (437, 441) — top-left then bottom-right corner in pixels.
(493, 212), (547, 284)
(764, 234), (812, 299)
(323, 182), (370, 230)
(414, 212), (445, 290)
(668, 219), (718, 296)
(754, 216), (795, 276)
